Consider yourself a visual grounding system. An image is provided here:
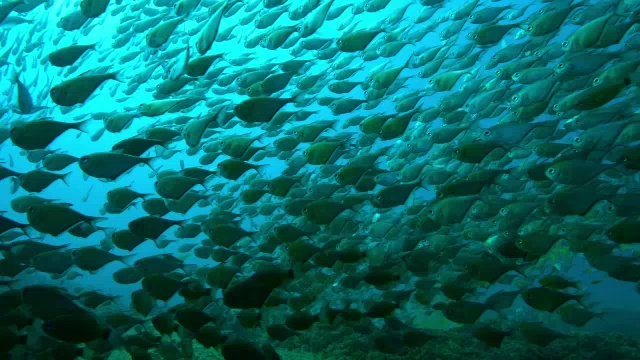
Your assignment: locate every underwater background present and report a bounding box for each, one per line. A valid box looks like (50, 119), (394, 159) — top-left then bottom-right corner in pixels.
(2, 0), (640, 359)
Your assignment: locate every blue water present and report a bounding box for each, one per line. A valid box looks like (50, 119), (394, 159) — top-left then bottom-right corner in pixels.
(2, 0), (640, 358)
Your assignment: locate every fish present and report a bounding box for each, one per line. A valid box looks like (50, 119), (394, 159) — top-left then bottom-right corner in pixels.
(0, 0), (639, 358)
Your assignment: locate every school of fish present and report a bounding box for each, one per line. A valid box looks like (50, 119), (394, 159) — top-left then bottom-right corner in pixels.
(1, 0), (640, 359)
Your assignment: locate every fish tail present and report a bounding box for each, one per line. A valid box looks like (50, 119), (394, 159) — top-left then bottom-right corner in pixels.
(575, 293), (589, 309)
(291, 92), (306, 107)
(74, 119), (93, 134)
(254, 164), (268, 177)
(90, 126), (106, 142)
(61, 171), (73, 186)
(141, 156), (157, 172)
(109, 72), (123, 83)
(88, 216), (109, 231)
(18, 223), (31, 237)
(9, 177), (19, 195)
(182, 264), (197, 276)
(9, 68), (18, 83)
(120, 254), (137, 268)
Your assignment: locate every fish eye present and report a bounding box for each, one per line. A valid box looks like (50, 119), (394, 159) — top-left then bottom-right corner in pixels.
(428, 209), (434, 215)
(499, 208), (508, 215)
(511, 95), (518, 102)
(553, 104), (560, 110)
(492, 54), (498, 60)
(9, 128), (15, 134)
(562, 41), (569, 47)
(621, 156), (629, 162)
(527, 25), (533, 31)
(534, 51), (541, 57)
(574, 137), (582, 143)
(547, 168), (555, 174)
(496, 69), (502, 76)
(607, 204), (615, 212)
(557, 63), (565, 68)
(483, 130), (490, 136)
(80, 156), (89, 163)
(428, 79), (434, 84)
(593, 78), (600, 85)
(548, 198), (555, 204)
(472, 34), (478, 39)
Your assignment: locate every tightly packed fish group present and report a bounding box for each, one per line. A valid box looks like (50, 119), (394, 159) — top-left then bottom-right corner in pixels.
(1, 0), (640, 358)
